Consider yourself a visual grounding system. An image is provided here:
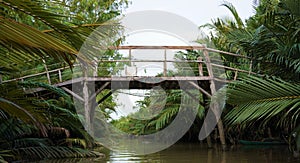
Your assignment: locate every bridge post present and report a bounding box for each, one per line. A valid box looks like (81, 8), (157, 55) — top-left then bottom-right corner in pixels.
(234, 70), (238, 80)
(203, 49), (227, 149)
(83, 68), (93, 136)
(164, 49), (167, 77)
(249, 59), (253, 75)
(42, 59), (51, 85)
(198, 57), (203, 76)
(58, 69), (62, 82)
(197, 56), (212, 147)
(129, 48), (132, 66)
(93, 57), (98, 77)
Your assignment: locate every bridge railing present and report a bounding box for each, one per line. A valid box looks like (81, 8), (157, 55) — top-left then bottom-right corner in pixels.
(1, 46), (255, 85)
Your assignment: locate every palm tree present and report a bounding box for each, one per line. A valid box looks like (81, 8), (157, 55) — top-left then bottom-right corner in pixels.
(204, 0), (299, 152)
(0, 0), (127, 161)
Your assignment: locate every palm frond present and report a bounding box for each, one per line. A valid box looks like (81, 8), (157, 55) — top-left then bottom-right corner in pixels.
(13, 146), (101, 161)
(1, 0), (71, 33)
(221, 1), (245, 28)
(0, 16), (77, 67)
(0, 97), (47, 132)
(148, 106), (179, 130)
(225, 76), (300, 128)
(282, 0), (300, 16)
(65, 138), (87, 149)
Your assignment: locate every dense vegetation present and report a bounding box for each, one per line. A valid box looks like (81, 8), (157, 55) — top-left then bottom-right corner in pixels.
(112, 0), (300, 154)
(207, 0), (300, 150)
(0, 0), (128, 162)
(0, 0), (299, 162)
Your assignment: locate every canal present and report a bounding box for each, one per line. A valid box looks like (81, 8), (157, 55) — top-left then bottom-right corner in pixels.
(37, 143), (298, 162)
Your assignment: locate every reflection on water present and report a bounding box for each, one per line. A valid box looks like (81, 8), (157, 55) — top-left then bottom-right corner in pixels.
(34, 143), (299, 163)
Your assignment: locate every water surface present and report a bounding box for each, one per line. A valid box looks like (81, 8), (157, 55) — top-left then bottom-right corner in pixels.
(37, 143), (298, 163)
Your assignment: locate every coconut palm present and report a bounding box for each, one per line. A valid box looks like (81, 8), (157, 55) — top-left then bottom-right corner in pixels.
(225, 76), (299, 129)
(204, 0), (300, 152)
(0, 0), (127, 161)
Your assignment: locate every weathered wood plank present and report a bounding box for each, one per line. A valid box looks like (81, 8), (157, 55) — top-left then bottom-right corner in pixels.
(62, 87), (84, 102)
(110, 45), (206, 50)
(203, 49), (227, 149)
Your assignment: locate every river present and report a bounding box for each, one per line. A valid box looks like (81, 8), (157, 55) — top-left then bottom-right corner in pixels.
(33, 143), (298, 162)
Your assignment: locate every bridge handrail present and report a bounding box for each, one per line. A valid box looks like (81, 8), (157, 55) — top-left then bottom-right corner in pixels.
(2, 46), (254, 84)
(110, 45), (251, 59)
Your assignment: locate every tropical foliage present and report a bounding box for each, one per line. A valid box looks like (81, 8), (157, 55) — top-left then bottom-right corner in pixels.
(203, 0), (299, 151)
(112, 50), (209, 141)
(113, 0), (300, 153)
(0, 0), (128, 162)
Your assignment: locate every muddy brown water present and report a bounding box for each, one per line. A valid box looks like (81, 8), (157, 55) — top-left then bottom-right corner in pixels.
(30, 143), (299, 163)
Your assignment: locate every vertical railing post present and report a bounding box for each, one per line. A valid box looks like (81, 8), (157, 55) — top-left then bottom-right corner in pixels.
(203, 49), (226, 150)
(42, 59), (51, 85)
(198, 55), (213, 147)
(234, 70), (238, 80)
(249, 59), (253, 75)
(126, 48), (132, 76)
(93, 57), (98, 77)
(82, 66), (93, 137)
(0, 75), (2, 84)
(21, 78), (25, 91)
(58, 69), (62, 82)
(198, 57), (203, 76)
(163, 49), (167, 77)
(129, 48), (132, 66)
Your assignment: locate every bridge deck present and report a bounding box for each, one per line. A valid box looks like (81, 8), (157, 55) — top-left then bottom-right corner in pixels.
(57, 76), (214, 90)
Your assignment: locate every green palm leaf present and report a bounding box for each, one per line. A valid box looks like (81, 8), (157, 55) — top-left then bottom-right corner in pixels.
(225, 76), (300, 128)
(221, 1), (244, 28)
(0, 16), (77, 66)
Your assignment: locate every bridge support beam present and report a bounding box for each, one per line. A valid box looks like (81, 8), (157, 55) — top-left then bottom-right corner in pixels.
(83, 70), (93, 136)
(203, 49), (227, 149)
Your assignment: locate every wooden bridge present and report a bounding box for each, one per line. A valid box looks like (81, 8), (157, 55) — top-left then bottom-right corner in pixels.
(1, 45), (254, 147)
(2, 45), (253, 87)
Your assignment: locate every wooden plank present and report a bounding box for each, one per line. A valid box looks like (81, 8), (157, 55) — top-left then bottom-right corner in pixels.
(203, 49), (226, 149)
(2, 66), (72, 83)
(86, 76), (213, 82)
(82, 70), (92, 134)
(188, 81), (211, 98)
(249, 60), (253, 75)
(205, 47), (251, 59)
(110, 45), (206, 50)
(55, 76), (213, 87)
(62, 87), (84, 102)
(99, 60), (205, 63)
(210, 63), (257, 74)
(198, 57), (203, 76)
(89, 82), (110, 102)
(97, 90), (116, 104)
(182, 89), (201, 103)
(234, 70), (238, 80)
(54, 77), (84, 87)
(42, 59), (51, 85)
(58, 69), (62, 82)
(163, 49), (167, 77)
